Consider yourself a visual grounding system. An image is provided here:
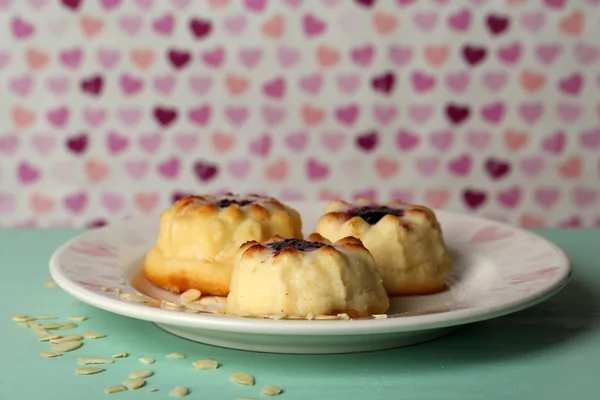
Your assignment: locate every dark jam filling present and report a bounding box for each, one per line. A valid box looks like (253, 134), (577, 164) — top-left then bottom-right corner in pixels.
(214, 198), (253, 208)
(268, 239), (326, 254)
(348, 206), (404, 225)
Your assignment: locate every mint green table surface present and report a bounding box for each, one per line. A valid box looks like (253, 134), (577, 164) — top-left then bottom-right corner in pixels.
(1, 228), (599, 400)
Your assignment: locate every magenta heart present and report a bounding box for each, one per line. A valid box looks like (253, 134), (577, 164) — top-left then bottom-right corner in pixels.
(371, 71), (396, 94)
(173, 132), (198, 152)
(303, 13), (326, 37)
(520, 11), (545, 32)
(572, 186), (598, 208)
(277, 46), (300, 68)
(497, 186), (521, 209)
(462, 44), (487, 66)
(101, 192), (124, 214)
(299, 72), (323, 95)
(189, 75), (213, 95)
(350, 44), (374, 67)
(372, 104), (397, 126)
(263, 76), (286, 99)
(497, 42), (521, 64)
(63, 192), (87, 214)
(321, 131), (345, 152)
(518, 102), (543, 125)
(46, 106), (69, 128)
(202, 47), (225, 68)
(544, 0), (565, 9)
(305, 157), (329, 180)
(106, 131), (129, 155)
(355, 131), (378, 152)
(61, 0), (81, 10)
(388, 44), (412, 67)
(480, 101), (505, 124)
(153, 106), (178, 127)
(153, 74), (175, 95)
(413, 11), (438, 32)
(558, 73), (583, 96)
(80, 74), (103, 96)
(285, 131), (308, 152)
(238, 47), (262, 69)
(244, 0), (266, 11)
(125, 159), (149, 179)
(83, 106), (107, 127)
(395, 129), (420, 151)
(444, 71), (470, 93)
(228, 159), (251, 180)
(409, 104), (434, 124)
(411, 71), (436, 93)
(119, 73), (144, 95)
(541, 131), (566, 155)
(153, 13), (174, 36)
(535, 188), (560, 208)
(335, 104), (359, 126)
(445, 103), (470, 125)
(96, 48), (120, 69)
(249, 134), (272, 157)
(580, 128), (600, 149)
(157, 156), (180, 179)
(462, 188), (487, 209)
(138, 133), (162, 154)
(415, 156), (440, 176)
(429, 130), (454, 151)
(337, 73), (361, 94)
(224, 15), (247, 36)
(262, 105), (286, 126)
(65, 133), (88, 155)
(189, 17), (212, 39)
(59, 48), (83, 69)
(447, 154), (472, 176)
(535, 43), (561, 65)
(556, 102), (581, 123)
(193, 160), (219, 182)
(447, 8), (470, 31)
(188, 105), (212, 126)
(225, 106), (249, 126)
(18, 161), (41, 183)
(119, 107), (142, 128)
(486, 13), (510, 35)
(466, 130), (490, 150)
(485, 158), (511, 180)
(575, 42), (599, 64)
(481, 71), (507, 93)
(46, 75), (70, 95)
(167, 49), (191, 69)
(520, 156), (544, 176)
(11, 17), (35, 39)
(0, 134), (19, 155)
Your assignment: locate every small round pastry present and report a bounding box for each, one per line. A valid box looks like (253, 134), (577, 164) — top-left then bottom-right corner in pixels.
(143, 193), (303, 296)
(225, 233), (390, 318)
(314, 199), (453, 296)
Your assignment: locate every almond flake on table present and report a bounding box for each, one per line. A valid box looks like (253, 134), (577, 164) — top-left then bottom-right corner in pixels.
(166, 352), (186, 359)
(112, 352), (128, 358)
(68, 315), (88, 321)
(123, 377), (146, 390)
(192, 358), (219, 370)
(76, 366), (105, 375)
(83, 330), (105, 339)
(179, 289), (201, 303)
(78, 356), (114, 365)
(230, 372), (255, 386)
(44, 280), (58, 288)
(104, 385), (127, 394)
(139, 357), (155, 364)
(169, 386), (189, 397)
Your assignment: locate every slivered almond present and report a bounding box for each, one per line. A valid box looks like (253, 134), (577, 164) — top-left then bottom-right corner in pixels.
(130, 369), (153, 379)
(314, 315), (340, 320)
(33, 315), (57, 320)
(121, 293), (151, 303)
(123, 377), (146, 390)
(57, 322), (78, 330)
(68, 315), (87, 321)
(51, 334), (84, 344)
(179, 289), (201, 303)
(230, 372), (255, 386)
(38, 334), (61, 342)
(50, 340), (82, 352)
(104, 385), (127, 394)
(40, 351), (62, 358)
(112, 352), (128, 358)
(373, 314), (388, 319)
(83, 330), (105, 339)
(76, 366), (105, 375)
(77, 356), (114, 365)
(192, 358), (219, 370)
(34, 327), (52, 336)
(13, 315), (34, 322)
(41, 323), (63, 329)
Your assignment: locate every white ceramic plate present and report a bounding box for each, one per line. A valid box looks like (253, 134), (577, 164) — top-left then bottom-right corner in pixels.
(49, 201), (571, 354)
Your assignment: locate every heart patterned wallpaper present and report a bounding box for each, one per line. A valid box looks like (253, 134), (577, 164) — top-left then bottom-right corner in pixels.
(0, 0), (599, 228)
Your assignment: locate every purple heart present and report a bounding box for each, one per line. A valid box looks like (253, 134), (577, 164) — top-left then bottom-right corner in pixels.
(463, 188), (487, 209)
(66, 133), (88, 155)
(355, 131), (378, 152)
(486, 14), (510, 35)
(193, 160), (219, 182)
(189, 18), (212, 39)
(153, 106), (178, 127)
(484, 158), (511, 179)
(335, 104), (360, 126)
(445, 103), (471, 125)
(80, 75), (103, 96)
(167, 49), (191, 69)
(462, 44), (487, 66)
(371, 71), (396, 94)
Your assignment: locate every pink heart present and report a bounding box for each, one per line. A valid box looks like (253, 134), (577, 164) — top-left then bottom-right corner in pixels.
(153, 74), (175, 95)
(101, 192), (124, 214)
(395, 129), (420, 151)
(350, 44), (374, 67)
(299, 72), (323, 95)
(447, 154), (472, 176)
(189, 75), (213, 95)
(47, 17), (68, 36)
(106, 131), (129, 155)
(335, 104), (360, 126)
(125, 159), (149, 179)
(224, 15), (247, 36)
(171, 0), (190, 9)
(482, 71), (508, 92)
(336, 73), (360, 94)
(466, 130), (490, 150)
(544, 0), (565, 9)
(188, 105), (212, 126)
(572, 186), (598, 208)
(408, 104), (433, 124)
(445, 71), (470, 93)
(535, 43), (561, 65)
(303, 13), (326, 37)
(225, 106), (249, 126)
(520, 11), (545, 32)
(118, 107), (142, 127)
(101, 0), (122, 10)
(306, 157), (329, 180)
(541, 131), (566, 155)
(411, 71), (436, 93)
(157, 156), (180, 179)
(11, 17), (35, 39)
(83, 106), (107, 127)
(556, 102), (581, 123)
(119, 15), (142, 36)
(10, 75), (33, 96)
(96, 48), (120, 69)
(46, 75), (70, 95)
(558, 73), (583, 96)
(470, 225), (514, 244)
(202, 46), (225, 68)
(321, 131), (345, 152)
(497, 186), (522, 209)
(372, 104), (397, 126)
(119, 73), (144, 95)
(173, 132), (198, 152)
(18, 161), (41, 183)
(352, 188), (378, 202)
(0, 194), (16, 215)
(575, 43), (599, 64)
(32, 135), (55, 156)
(389, 44), (412, 67)
(429, 129), (454, 151)
(518, 102), (543, 125)
(263, 76), (286, 99)
(0, 51), (10, 70)
(138, 133), (162, 154)
(60, 48), (83, 69)
(520, 156), (544, 177)
(496, 42), (521, 64)
(285, 131), (308, 151)
(228, 159), (251, 179)
(413, 11), (438, 32)
(46, 106), (69, 128)
(262, 105), (286, 126)
(277, 46), (300, 68)
(415, 156), (440, 176)
(0, 134), (19, 155)
(279, 188), (304, 201)
(249, 134), (272, 157)
(447, 8), (471, 31)
(238, 47), (262, 69)
(535, 187), (560, 208)
(63, 192), (87, 214)
(28, 0), (48, 9)
(244, 0), (266, 12)
(153, 13), (174, 35)
(390, 189), (414, 204)
(480, 101), (505, 124)
(580, 128), (600, 149)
